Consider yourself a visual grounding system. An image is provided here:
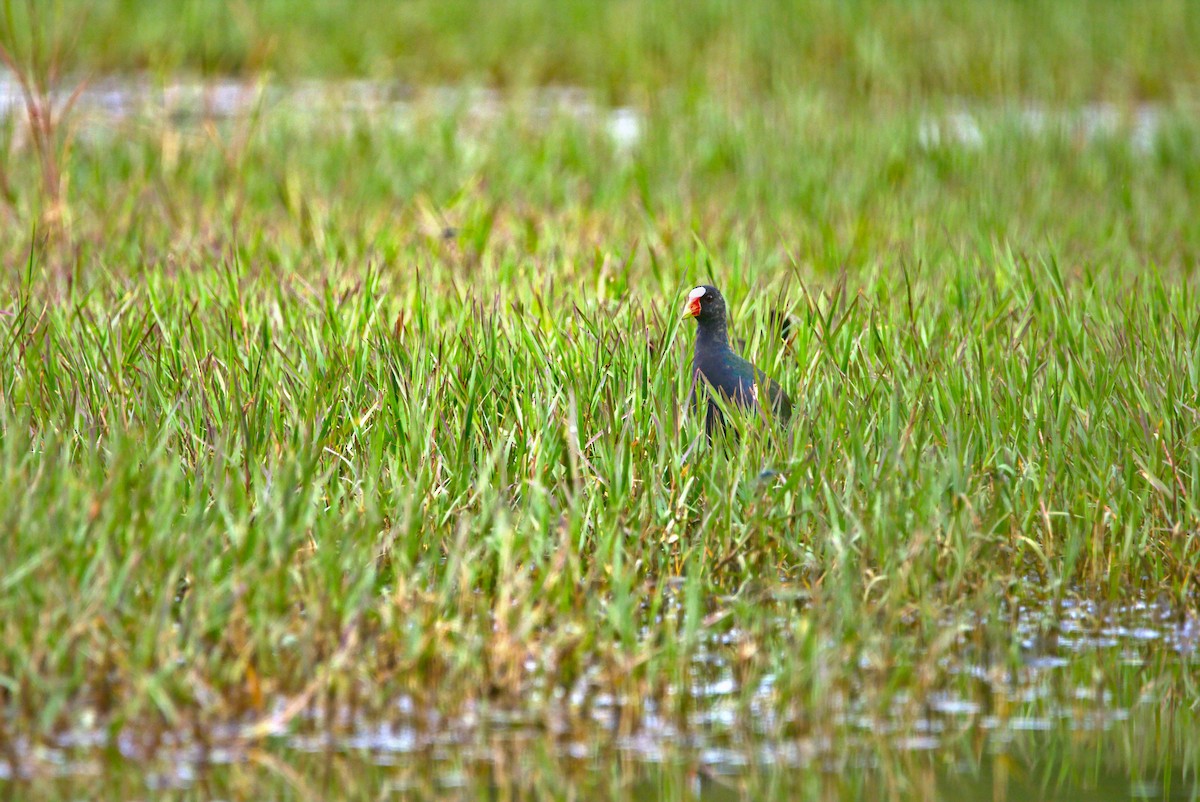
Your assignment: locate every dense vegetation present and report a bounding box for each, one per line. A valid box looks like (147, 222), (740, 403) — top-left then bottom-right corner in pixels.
(2, 1), (1199, 798)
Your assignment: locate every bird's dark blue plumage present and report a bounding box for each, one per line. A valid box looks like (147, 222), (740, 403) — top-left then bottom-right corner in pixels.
(683, 285), (792, 436)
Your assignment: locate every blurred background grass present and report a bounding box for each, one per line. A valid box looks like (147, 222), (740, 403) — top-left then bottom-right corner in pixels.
(4, 0), (1198, 279)
(4, 0), (1200, 104)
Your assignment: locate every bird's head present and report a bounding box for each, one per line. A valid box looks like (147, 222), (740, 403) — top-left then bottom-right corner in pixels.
(682, 285), (727, 326)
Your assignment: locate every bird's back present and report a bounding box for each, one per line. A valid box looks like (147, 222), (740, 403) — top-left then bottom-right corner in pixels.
(692, 345), (791, 431)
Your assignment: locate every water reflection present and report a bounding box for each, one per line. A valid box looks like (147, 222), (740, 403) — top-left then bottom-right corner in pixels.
(918, 103), (1170, 151)
(0, 71), (644, 148)
(0, 594), (1196, 798)
(0, 70), (1179, 156)
(4, 743), (1196, 801)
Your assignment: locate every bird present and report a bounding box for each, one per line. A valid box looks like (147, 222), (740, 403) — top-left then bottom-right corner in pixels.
(682, 285), (792, 437)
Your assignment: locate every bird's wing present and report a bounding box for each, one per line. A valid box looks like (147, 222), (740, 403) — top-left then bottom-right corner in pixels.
(719, 353), (760, 405)
(726, 353), (791, 422)
(756, 375), (792, 422)
(699, 352), (791, 422)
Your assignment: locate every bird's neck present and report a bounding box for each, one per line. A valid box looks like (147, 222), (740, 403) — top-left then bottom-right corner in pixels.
(695, 320), (731, 353)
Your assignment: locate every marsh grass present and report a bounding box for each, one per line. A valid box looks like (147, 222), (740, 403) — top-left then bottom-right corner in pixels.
(1, 6), (1200, 797)
(9, 0), (1200, 105)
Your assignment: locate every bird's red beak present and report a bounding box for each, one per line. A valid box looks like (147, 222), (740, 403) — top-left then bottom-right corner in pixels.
(683, 297), (701, 319)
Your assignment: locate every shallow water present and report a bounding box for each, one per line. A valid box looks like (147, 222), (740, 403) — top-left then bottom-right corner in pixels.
(0, 70), (1176, 155)
(917, 103), (1169, 151)
(3, 734), (1195, 800)
(0, 72), (645, 150)
(2, 595), (1196, 798)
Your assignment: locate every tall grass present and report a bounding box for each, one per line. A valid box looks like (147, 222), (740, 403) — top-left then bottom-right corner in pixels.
(0, 94), (1199, 794)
